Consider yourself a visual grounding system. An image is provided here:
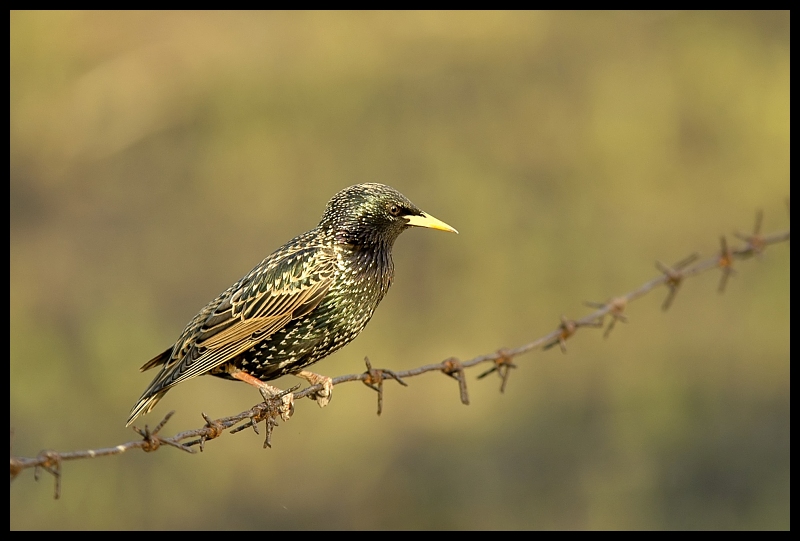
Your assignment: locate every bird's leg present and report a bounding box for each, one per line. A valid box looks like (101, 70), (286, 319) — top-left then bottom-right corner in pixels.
(230, 369), (294, 421)
(296, 370), (333, 408)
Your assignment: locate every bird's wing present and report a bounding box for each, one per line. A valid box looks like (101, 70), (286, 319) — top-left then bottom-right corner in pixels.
(147, 246), (336, 392)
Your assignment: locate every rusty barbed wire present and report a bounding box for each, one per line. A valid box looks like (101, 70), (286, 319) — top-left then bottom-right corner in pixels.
(10, 211), (790, 498)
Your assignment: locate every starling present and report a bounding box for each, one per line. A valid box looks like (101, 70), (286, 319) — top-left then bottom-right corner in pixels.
(126, 183), (457, 426)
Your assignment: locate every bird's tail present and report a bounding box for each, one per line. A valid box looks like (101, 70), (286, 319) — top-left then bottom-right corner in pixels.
(125, 390), (167, 427)
(139, 347), (172, 372)
(126, 347), (174, 426)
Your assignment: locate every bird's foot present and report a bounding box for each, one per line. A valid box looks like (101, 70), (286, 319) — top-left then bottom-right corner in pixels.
(258, 386), (294, 422)
(297, 370), (334, 408)
(229, 369), (294, 421)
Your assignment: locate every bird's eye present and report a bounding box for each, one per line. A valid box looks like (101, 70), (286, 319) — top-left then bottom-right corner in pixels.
(389, 204), (402, 216)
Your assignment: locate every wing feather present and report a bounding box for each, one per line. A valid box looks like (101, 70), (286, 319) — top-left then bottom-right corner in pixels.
(163, 313), (292, 385)
(141, 246), (335, 393)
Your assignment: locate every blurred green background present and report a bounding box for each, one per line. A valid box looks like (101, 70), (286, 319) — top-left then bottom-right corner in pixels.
(10, 11), (789, 530)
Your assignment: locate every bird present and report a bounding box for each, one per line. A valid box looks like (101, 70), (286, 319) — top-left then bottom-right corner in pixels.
(126, 183), (457, 426)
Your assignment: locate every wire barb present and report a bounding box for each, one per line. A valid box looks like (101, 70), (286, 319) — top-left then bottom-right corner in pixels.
(131, 411), (194, 454)
(656, 253), (699, 311)
(442, 358), (470, 405)
(542, 315), (584, 354)
(33, 451), (61, 499)
(361, 356), (408, 415)
(717, 236), (737, 293)
(252, 386), (297, 448)
(477, 349), (517, 393)
(198, 413), (224, 452)
(734, 210), (767, 258)
(586, 297), (629, 338)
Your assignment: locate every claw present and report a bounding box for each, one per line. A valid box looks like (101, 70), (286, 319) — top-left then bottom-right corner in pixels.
(258, 386), (294, 421)
(231, 368), (295, 421)
(296, 370), (333, 408)
(277, 392), (295, 421)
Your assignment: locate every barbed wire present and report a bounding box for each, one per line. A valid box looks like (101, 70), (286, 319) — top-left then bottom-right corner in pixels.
(9, 210), (790, 499)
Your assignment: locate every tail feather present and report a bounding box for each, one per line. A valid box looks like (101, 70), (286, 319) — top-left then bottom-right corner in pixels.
(139, 347), (172, 372)
(126, 390), (167, 427)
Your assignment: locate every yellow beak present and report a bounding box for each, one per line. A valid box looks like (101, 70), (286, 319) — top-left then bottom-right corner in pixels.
(404, 211), (458, 234)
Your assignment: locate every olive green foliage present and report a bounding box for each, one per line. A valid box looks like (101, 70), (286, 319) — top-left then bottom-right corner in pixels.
(10, 11), (788, 529)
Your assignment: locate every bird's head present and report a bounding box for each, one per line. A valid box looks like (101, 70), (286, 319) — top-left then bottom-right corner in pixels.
(320, 183), (457, 248)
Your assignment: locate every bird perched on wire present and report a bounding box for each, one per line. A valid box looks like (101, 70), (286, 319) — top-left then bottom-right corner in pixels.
(126, 183), (457, 426)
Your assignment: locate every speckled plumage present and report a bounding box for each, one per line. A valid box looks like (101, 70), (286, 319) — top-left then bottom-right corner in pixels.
(126, 183), (456, 426)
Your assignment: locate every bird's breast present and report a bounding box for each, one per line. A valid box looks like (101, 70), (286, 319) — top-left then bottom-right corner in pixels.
(331, 245), (393, 315)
